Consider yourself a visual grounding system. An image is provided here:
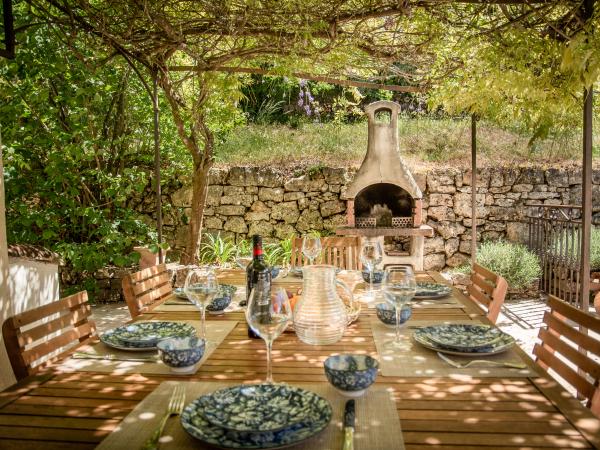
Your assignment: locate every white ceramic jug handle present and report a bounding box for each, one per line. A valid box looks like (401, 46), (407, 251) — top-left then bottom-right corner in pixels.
(336, 279), (354, 308)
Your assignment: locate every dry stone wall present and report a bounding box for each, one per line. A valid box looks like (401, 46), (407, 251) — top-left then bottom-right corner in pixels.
(163, 165), (594, 270)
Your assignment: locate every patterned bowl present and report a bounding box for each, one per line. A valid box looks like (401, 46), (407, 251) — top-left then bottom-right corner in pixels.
(362, 270), (384, 284)
(157, 336), (205, 373)
(375, 303), (412, 327)
(206, 285), (236, 313)
(270, 266), (280, 279)
(324, 354), (379, 397)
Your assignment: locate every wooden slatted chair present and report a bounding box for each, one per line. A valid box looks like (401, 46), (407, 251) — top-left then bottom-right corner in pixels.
(467, 263), (508, 324)
(290, 236), (361, 270)
(122, 263), (173, 318)
(2, 291), (96, 381)
(533, 295), (600, 417)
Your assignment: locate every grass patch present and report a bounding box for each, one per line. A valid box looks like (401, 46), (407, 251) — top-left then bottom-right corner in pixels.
(214, 117), (599, 167)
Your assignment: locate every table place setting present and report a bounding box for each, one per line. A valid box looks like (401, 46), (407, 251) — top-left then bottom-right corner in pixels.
(156, 285), (245, 314)
(370, 319), (534, 378)
(95, 380), (405, 450)
(59, 319), (237, 375)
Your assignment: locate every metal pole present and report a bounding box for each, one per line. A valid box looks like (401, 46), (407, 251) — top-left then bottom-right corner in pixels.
(581, 85), (593, 311)
(471, 114), (477, 264)
(153, 73), (163, 264)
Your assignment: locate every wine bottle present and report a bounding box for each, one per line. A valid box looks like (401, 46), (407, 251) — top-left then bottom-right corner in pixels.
(246, 235), (271, 338)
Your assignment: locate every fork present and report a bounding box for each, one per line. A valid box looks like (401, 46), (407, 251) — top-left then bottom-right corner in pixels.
(437, 352), (527, 369)
(141, 385), (186, 450)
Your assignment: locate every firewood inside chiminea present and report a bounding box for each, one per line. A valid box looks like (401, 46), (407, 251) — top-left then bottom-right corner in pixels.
(354, 183), (413, 227)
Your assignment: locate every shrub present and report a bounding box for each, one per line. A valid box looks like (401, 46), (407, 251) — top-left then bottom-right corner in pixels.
(457, 241), (541, 290)
(199, 233), (237, 266)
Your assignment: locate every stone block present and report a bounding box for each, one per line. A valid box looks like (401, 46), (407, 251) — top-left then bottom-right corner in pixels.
(208, 168), (228, 185)
(203, 216), (223, 230)
(259, 187), (284, 202)
(227, 167), (259, 186)
(256, 168), (284, 187)
(425, 236), (445, 254)
(320, 200), (345, 218)
(568, 171), (582, 185)
(545, 168), (570, 187)
(245, 186), (259, 194)
(223, 186), (245, 196)
(172, 187), (192, 207)
(446, 252), (469, 268)
(274, 223), (297, 240)
(248, 221), (274, 237)
(206, 185), (223, 206)
(430, 221), (466, 239)
(518, 168), (545, 184)
(245, 211), (270, 222)
(488, 171), (504, 187)
(484, 221), (507, 232)
(454, 193), (488, 218)
(444, 238), (459, 256)
(323, 214), (347, 233)
(322, 167), (347, 184)
(512, 184), (533, 193)
(427, 206), (455, 221)
(298, 197), (310, 210)
(284, 192), (305, 201)
(506, 221), (528, 244)
(489, 186), (511, 194)
(284, 174), (326, 192)
(424, 253), (445, 271)
(217, 205), (246, 216)
(220, 194), (254, 207)
(271, 201), (300, 223)
(251, 200), (269, 212)
(481, 230), (502, 241)
(296, 209), (323, 232)
(429, 193), (453, 207)
(525, 191), (560, 200)
(224, 216), (248, 234)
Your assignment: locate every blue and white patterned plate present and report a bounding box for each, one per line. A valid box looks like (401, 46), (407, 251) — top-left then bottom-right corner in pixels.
(107, 321), (196, 348)
(418, 324), (503, 351)
(413, 326), (515, 356)
(181, 384), (332, 449)
(198, 384), (319, 432)
(414, 282), (452, 299)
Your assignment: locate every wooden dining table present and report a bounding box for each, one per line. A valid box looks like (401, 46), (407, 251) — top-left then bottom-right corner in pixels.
(0, 270), (599, 450)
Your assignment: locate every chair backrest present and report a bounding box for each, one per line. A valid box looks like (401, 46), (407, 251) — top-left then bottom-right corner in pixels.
(467, 263), (508, 324)
(122, 263), (172, 318)
(534, 295), (600, 417)
(290, 236), (361, 270)
(2, 291), (96, 381)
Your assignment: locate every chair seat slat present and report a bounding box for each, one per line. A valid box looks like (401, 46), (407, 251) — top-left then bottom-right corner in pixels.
(21, 322), (95, 366)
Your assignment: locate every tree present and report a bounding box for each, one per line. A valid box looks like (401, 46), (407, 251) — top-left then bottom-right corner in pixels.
(23, 0), (599, 262)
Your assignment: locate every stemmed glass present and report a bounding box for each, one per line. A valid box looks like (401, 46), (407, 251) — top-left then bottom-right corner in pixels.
(184, 268), (219, 342)
(302, 236), (322, 265)
(360, 239), (383, 300)
(383, 266), (416, 348)
(246, 276), (292, 383)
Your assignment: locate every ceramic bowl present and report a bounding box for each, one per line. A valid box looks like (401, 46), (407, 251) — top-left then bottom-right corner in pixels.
(362, 270), (384, 284)
(157, 336), (205, 373)
(206, 285), (236, 313)
(323, 354), (379, 397)
(375, 303), (412, 327)
(270, 266), (280, 279)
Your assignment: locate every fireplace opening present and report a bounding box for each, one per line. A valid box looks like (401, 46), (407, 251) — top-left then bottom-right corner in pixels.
(354, 183), (413, 227)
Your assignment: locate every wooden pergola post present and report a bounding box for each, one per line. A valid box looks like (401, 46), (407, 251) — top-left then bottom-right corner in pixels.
(152, 73), (164, 264)
(580, 0), (595, 311)
(471, 114), (477, 264)
(0, 127), (17, 389)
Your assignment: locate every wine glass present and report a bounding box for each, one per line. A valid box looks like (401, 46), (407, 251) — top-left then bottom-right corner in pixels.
(184, 268), (219, 342)
(302, 236), (322, 265)
(360, 239), (383, 300)
(383, 266), (416, 348)
(246, 277), (292, 383)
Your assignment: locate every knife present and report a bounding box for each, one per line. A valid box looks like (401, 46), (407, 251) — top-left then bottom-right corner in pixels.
(72, 352), (158, 362)
(342, 399), (355, 450)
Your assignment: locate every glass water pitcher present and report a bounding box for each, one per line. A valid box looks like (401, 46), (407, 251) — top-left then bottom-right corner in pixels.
(293, 265), (351, 345)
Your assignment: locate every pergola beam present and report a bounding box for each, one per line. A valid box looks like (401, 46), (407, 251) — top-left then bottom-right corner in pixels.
(471, 114), (477, 264)
(169, 66), (426, 93)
